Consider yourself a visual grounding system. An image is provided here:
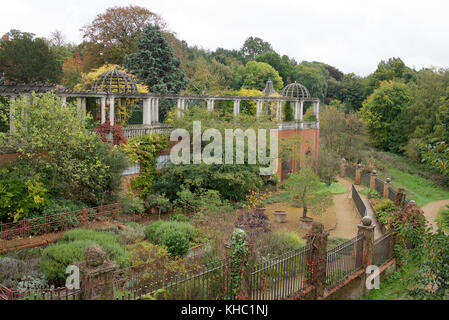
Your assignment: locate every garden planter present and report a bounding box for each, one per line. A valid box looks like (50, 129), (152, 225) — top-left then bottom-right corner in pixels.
(299, 217), (314, 230)
(273, 211), (287, 223)
(255, 207), (267, 214)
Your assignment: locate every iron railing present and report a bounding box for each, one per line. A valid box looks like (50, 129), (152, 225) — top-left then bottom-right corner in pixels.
(352, 185), (366, 218)
(361, 172), (371, 188)
(0, 203), (120, 253)
(375, 178), (384, 195)
(249, 245), (310, 300)
(345, 166), (356, 180)
(112, 258), (233, 300)
(373, 231), (395, 267)
(0, 285), (81, 301)
(325, 234), (364, 289)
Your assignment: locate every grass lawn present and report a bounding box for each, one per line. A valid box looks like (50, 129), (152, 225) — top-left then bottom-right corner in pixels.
(374, 152), (449, 207)
(362, 261), (420, 300)
(436, 205), (449, 233)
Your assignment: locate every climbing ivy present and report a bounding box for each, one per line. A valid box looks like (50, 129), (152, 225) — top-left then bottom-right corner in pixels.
(230, 229), (249, 299)
(120, 133), (169, 198)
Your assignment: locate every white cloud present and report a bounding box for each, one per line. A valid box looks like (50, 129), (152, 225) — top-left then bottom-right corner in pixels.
(2, 0), (449, 76)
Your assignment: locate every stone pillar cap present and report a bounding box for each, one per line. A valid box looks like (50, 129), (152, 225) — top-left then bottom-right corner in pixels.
(386, 178), (391, 183)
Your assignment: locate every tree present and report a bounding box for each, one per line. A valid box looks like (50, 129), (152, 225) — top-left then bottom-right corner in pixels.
(0, 29), (62, 83)
(0, 92), (127, 206)
(61, 52), (83, 89)
(363, 57), (416, 98)
(81, 5), (167, 66)
(256, 51), (296, 84)
(240, 37), (273, 62)
(316, 147), (340, 186)
(359, 80), (412, 151)
(292, 62), (328, 101)
(125, 23), (187, 94)
(233, 61), (284, 91)
(337, 73), (364, 111)
(284, 169), (332, 220)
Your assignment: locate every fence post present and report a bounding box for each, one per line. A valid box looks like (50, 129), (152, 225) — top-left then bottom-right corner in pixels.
(370, 170), (377, 192)
(357, 217), (375, 268)
(355, 164), (362, 185)
(305, 222), (328, 299)
(76, 245), (117, 300)
(339, 158), (347, 178)
(383, 178), (392, 199)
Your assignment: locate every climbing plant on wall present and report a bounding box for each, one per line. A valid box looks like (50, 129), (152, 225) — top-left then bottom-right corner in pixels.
(120, 133), (170, 198)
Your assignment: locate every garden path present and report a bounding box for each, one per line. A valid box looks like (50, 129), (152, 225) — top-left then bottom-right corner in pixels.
(421, 199), (449, 232)
(339, 177), (383, 240)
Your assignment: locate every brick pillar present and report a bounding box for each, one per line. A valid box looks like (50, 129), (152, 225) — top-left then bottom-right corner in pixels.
(383, 178), (392, 199)
(77, 245), (117, 300)
(370, 170), (377, 192)
(355, 164), (362, 185)
(357, 217), (375, 268)
(306, 222), (329, 299)
(340, 158), (346, 178)
(395, 188), (406, 207)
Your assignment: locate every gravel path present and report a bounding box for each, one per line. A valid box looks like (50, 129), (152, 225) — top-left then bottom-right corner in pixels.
(421, 199), (449, 232)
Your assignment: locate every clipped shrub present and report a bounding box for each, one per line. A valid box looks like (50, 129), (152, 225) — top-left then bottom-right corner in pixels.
(118, 228), (145, 245)
(169, 213), (190, 223)
(163, 231), (190, 257)
(144, 221), (195, 257)
(41, 229), (130, 282)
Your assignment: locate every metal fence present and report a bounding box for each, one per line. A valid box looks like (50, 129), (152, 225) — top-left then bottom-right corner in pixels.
(325, 234), (364, 290)
(345, 166), (356, 180)
(352, 185), (366, 218)
(373, 231), (395, 267)
(361, 172), (371, 188)
(112, 258), (233, 300)
(388, 187), (396, 202)
(0, 285), (81, 301)
(249, 245), (310, 300)
(123, 125), (172, 140)
(0, 203), (120, 252)
(375, 178), (384, 195)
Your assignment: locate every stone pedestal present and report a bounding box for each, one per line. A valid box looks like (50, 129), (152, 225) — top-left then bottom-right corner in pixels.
(383, 178), (392, 199)
(76, 245), (118, 300)
(355, 165), (362, 185)
(357, 217), (375, 268)
(299, 217), (314, 230)
(274, 211), (287, 223)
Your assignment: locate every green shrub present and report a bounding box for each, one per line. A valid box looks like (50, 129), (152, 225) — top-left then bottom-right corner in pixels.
(144, 221), (195, 257)
(169, 213), (190, 223)
(119, 193), (145, 214)
(41, 229), (130, 282)
(117, 228), (145, 245)
(163, 231), (190, 257)
(42, 198), (89, 215)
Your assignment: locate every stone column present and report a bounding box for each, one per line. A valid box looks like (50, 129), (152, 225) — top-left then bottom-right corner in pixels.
(76, 97), (87, 117)
(143, 98), (151, 125)
(9, 96), (15, 134)
(305, 222), (329, 299)
(276, 101), (282, 121)
(100, 97), (106, 124)
(233, 100), (240, 116)
(355, 164), (362, 185)
(108, 96), (115, 126)
(314, 101), (320, 122)
(76, 245), (117, 300)
(340, 158), (347, 178)
(207, 99), (215, 112)
(383, 178), (392, 199)
(370, 170), (378, 192)
(256, 100), (263, 118)
(154, 98), (159, 123)
(299, 101), (304, 129)
(177, 98), (183, 119)
(358, 217), (375, 268)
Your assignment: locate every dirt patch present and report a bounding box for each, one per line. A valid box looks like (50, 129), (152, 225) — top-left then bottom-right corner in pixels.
(422, 199), (449, 232)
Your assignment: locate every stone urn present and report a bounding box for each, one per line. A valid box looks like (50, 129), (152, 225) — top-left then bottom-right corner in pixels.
(299, 217), (314, 230)
(273, 211), (287, 223)
(255, 207), (267, 214)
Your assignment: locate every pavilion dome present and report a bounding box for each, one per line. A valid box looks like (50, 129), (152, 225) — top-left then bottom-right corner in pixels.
(281, 82), (311, 99)
(92, 67), (138, 94)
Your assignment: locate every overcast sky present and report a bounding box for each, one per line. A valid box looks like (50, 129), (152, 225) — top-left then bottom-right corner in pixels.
(3, 0), (449, 76)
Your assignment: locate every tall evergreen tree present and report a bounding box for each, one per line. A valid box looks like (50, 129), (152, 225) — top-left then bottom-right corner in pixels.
(124, 23), (186, 94)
